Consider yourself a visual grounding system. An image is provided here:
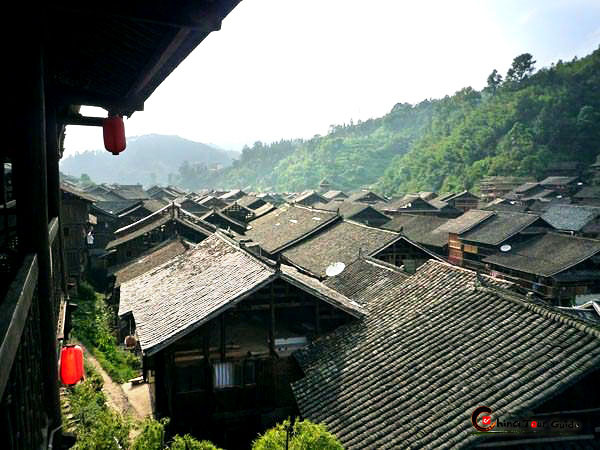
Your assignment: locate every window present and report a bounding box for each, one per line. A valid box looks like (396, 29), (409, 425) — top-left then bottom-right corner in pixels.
(63, 227), (69, 237)
(213, 362), (242, 388)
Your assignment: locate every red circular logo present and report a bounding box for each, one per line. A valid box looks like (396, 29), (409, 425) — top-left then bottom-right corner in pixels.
(530, 421), (537, 428)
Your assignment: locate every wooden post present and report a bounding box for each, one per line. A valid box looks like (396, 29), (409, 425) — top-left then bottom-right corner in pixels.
(13, 41), (61, 428)
(269, 283), (275, 355)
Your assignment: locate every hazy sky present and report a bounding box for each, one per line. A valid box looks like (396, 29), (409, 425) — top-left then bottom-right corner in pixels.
(63, 0), (600, 157)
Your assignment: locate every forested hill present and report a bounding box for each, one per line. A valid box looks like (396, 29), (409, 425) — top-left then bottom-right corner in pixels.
(194, 46), (600, 194)
(60, 134), (239, 186)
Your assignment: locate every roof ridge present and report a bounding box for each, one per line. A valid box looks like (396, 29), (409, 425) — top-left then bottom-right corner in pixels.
(214, 231), (276, 273)
(478, 284), (600, 339)
(343, 218), (399, 234)
(362, 255), (406, 273)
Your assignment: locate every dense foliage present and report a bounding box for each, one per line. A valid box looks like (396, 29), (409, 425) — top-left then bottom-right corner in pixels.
(178, 47), (600, 195)
(65, 365), (221, 449)
(252, 419), (343, 450)
(71, 282), (140, 383)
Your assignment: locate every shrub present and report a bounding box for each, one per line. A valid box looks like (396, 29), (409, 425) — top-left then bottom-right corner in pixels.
(72, 282), (139, 383)
(252, 419), (343, 450)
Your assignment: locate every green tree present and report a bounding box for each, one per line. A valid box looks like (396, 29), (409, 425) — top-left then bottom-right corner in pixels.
(486, 69), (502, 94)
(506, 53), (536, 83)
(252, 419), (343, 450)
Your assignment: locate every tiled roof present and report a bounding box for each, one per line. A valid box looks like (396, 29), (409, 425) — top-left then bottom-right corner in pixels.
(109, 239), (189, 286)
(434, 209), (495, 234)
(282, 220), (401, 277)
(574, 186), (600, 199)
(313, 201), (390, 222)
(119, 234), (276, 354)
(200, 209), (247, 232)
(322, 190), (348, 200)
(143, 199), (170, 213)
(382, 214), (450, 248)
(236, 195), (265, 209)
(60, 183), (97, 203)
(293, 190), (327, 205)
(106, 215), (171, 249)
(539, 176), (578, 186)
(119, 233), (363, 355)
(245, 205), (339, 254)
(460, 211), (542, 246)
(111, 184), (150, 200)
(542, 205), (600, 231)
(347, 190), (387, 203)
(219, 189), (245, 200)
(280, 265), (365, 318)
(483, 232), (600, 277)
(291, 260), (600, 449)
(93, 200), (141, 216)
(382, 195), (437, 212)
(250, 202), (276, 220)
(323, 257), (409, 308)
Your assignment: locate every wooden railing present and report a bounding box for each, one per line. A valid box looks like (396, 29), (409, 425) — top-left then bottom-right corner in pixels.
(0, 255), (46, 450)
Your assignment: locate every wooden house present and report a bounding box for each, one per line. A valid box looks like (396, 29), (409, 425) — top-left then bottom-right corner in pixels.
(175, 198), (210, 216)
(118, 233), (364, 448)
(318, 178), (331, 192)
(457, 211), (552, 271)
(60, 183), (96, 287)
(347, 190), (387, 204)
(380, 195), (439, 216)
(198, 195), (228, 210)
(291, 260), (600, 449)
(221, 202), (256, 223)
(478, 176), (536, 201)
(200, 209), (247, 234)
(443, 190), (479, 212)
(256, 193), (285, 206)
(573, 186), (600, 206)
(236, 195), (267, 210)
(292, 190), (327, 207)
(382, 214), (450, 257)
(244, 205), (340, 258)
(483, 233), (600, 305)
(282, 220), (442, 277)
(322, 190), (348, 201)
(111, 184), (150, 201)
(434, 210), (496, 266)
(541, 204), (600, 238)
(539, 176), (582, 196)
(2, 1), (242, 446)
(219, 189), (246, 203)
(313, 201), (391, 227)
(106, 204), (213, 267)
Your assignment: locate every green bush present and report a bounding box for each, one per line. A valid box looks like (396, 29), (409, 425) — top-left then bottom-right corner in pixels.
(252, 419), (343, 450)
(132, 418), (222, 450)
(72, 282), (139, 383)
(68, 372), (132, 450)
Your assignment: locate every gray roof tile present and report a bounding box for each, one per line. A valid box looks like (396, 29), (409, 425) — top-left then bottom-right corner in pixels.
(291, 260), (600, 449)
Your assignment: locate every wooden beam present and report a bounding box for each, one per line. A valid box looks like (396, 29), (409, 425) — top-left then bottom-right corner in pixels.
(0, 255), (38, 398)
(59, 113), (104, 127)
(269, 284), (275, 355)
(13, 42), (62, 428)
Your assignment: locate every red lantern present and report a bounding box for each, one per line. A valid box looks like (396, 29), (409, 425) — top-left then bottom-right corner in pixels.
(103, 115), (126, 155)
(60, 344), (84, 385)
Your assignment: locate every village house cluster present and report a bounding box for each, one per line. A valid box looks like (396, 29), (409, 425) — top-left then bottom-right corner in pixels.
(53, 156), (600, 447)
(3, 3), (599, 448)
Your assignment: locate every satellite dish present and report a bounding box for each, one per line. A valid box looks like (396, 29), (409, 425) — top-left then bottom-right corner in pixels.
(326, 262), (346, 277)
(500, 244), (512, 252)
